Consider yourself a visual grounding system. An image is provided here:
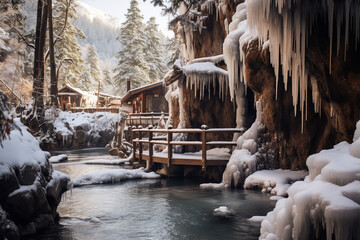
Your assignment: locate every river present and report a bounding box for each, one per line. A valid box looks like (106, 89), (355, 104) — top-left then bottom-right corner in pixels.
(32, 148), (275, 240)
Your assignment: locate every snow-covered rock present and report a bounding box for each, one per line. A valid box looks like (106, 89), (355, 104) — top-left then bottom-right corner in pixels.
(72, 168), (160, 187)
(244, 169), (308, 196)
(213, 206), (235, 218)
(260, 121), (360, 240)
(40, 110), (120, 150)
(0, 119), (70, 237)
(49, 154), (68, 163)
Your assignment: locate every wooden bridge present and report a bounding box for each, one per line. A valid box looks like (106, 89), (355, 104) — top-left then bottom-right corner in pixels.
(131, 126), (243, 170)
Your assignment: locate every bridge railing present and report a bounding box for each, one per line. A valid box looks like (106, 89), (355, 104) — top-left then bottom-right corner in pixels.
(126, 112), (169, 127)
(131, 126), (244, 170)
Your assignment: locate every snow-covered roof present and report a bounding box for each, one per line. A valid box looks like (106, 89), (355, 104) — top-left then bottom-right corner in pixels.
(58, 84), (96, 98)
(120, 81), (165, 104)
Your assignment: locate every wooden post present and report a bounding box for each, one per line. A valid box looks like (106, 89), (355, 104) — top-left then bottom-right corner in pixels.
(151, 113), (154, 126)
(138, 126), (143, 162)
(148, 125), (153, 169)
(114, 122), (119, 146)
(139, 115), (142, 127)
(131, 126), (136, 164)
(167, 125), (173, 167)
(201, 125), (208, 171)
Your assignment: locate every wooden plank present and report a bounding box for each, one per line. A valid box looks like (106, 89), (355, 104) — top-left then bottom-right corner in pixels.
(169, 129), (202, 133)
(170, 141), (202, 146)
(206, 141), (237, 146)
(206, 128), (244, 133)
(153, 156), (168, 164)
(172, 158), (202, 166)
(148, 127), (153, 168)
(150, 140), (168, 145)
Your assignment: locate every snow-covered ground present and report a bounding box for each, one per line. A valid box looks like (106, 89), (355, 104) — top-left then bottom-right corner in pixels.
(260, 121), (360, 240)
(71, 168), (160, 187)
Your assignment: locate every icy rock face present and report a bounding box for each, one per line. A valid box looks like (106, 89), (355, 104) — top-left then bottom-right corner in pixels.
(0, 120), (70, 237)
(260, 123), (360, 240)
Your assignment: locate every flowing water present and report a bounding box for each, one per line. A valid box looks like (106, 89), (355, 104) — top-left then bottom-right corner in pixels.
(32, 148), (275, 240)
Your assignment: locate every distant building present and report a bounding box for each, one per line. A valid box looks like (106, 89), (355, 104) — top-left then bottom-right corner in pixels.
(120, 81), (168, 113)
(57, 84), (97, 111)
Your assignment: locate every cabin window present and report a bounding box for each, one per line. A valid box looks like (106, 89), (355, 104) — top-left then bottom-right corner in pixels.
(146, 95), (153, 112)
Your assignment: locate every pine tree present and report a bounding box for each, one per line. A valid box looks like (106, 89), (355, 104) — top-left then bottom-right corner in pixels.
(113, 0), (150, 95)
(144, 17), (167, 83)
(102, 69), (114, 95)
(85, 44), (101, 87)
(52, 0), (85, 88)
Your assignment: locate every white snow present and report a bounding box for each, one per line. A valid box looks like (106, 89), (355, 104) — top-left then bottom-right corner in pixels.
(0, 119), (49, 170)
(213, 206), (235, 218)
(84, 157), (130, 165)
(248, 216), (266, 222)
(71, 168), (160, 187)
(244, 169), (308, 196)
(221, 101), (263, 188)
(260, 121), (360, 240)
(49, 154), (68, 163)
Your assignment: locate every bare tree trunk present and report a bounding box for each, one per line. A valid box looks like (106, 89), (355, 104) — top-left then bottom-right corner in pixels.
(32, 0), (48, 129)
(48, 0), (57, 107)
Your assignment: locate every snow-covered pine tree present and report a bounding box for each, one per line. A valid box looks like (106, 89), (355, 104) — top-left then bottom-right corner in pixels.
(102, 69), (114, 95)
(84, 44), (101, 91)
(113, 0), (150, 95)
(52, 0), (85, 88)
(144, 17), (167, 83)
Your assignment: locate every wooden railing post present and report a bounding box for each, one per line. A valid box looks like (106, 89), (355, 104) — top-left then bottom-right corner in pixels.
(139, 115), (142, 127)
(167, 125), (173, 167)
(151, 112), (154, 126)
(131, 126), (136, 164)
(138, 126), (143, 162)
(114, 122), (119, 146)
(129, 115), (132, 126)
(201, 125), (208, 171)
(148, 125), (153, 169)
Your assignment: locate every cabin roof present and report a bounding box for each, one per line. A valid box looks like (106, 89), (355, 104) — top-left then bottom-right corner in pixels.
(121, 81), (164, 104)
(58, 84), (95, 97)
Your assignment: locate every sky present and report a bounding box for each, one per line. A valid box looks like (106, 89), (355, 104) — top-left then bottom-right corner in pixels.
(82, 0), (174, 38)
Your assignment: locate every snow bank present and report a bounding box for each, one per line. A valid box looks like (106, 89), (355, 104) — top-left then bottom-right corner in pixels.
(260, 121), (360, 240)
(49, 154), (68, 163)
(72, 168), (160, 187)
(244, 169), (308, 196)
(84, 156), (130, 165)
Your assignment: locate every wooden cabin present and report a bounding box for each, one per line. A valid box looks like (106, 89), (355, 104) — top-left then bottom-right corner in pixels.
(120, 81), (168, 113)
(57, 84), (97, 111)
